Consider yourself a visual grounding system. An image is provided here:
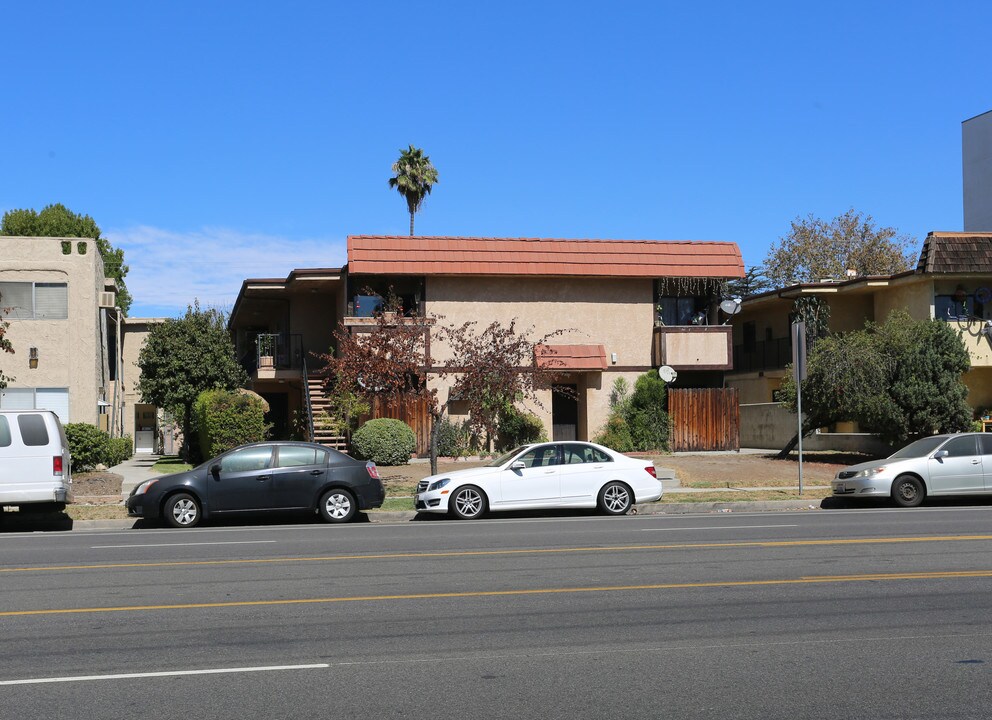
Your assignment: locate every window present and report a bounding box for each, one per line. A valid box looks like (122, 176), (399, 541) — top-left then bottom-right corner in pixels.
(935, 294), (988, 321)
(941, 435), (978, 458)
(562, 443), (611, 464)
(0, 416), (10, 447)
(0, 282), (68, 319)
(17, 414), (50, 446)
(517, 446), (559, 468)
(220, 446), (273, 472)
(657, 296), (707, 326)
(742, 322), (756, 352)
(277, 446), (328, 468)
(980, 435), (992, 456)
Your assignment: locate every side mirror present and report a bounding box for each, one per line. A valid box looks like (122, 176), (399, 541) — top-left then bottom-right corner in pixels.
(510, 461), (526, 470)
(933, 450), (949, 460)
(210, 463), (221, 477)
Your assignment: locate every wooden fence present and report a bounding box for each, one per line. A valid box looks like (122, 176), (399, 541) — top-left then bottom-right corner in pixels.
(667, 388), (740, 452)
(364, 396), (432, 456)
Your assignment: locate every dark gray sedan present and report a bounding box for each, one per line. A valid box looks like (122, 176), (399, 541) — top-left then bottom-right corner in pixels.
(833, 432), (992, 507)
(126, 442), (385, 528)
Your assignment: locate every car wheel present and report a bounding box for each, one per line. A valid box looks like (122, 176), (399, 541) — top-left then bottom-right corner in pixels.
(450, 485), (487, 520)
(891, 475), (925, 508)
(164, 492), (201, 528)
(598, 481), (633, 515)
(319, 489), (357, 523)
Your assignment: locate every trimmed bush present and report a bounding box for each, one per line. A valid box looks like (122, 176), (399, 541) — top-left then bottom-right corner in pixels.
(593, 372), (670, 452)
(435, 417), (466, 457)
(594, 414), (634, 453)
(195, 389), (268, 459)
(65, 424), (132, 472)
(351, 418), (416, 465)
(496, 406), (546, 451)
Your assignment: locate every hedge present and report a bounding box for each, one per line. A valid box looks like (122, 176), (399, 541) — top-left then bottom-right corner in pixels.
(351, 418), (416, 465)
(195, 389), (268, 459)
(65, 423), (133, 472)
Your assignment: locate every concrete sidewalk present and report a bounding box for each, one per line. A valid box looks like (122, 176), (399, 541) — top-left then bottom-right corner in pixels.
(109, 454), (161, 499)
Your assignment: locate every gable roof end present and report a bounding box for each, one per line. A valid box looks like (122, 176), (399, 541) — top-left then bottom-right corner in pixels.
(917, 232), (992, 274)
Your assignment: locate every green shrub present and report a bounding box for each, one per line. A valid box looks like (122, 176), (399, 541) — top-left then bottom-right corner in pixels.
(435, 417), (468, 457)
(496, 406), (546, 450)
(351, 418), (416, 465)
(594, 414), (635, 453)
(593, 372), (670, 453)
(108, 436), (133, 466)
(195, 389), (269, 459)
(65, 423), (111, 472)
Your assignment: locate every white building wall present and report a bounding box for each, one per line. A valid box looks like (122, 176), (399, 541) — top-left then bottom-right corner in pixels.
(964, 110), (992, 231)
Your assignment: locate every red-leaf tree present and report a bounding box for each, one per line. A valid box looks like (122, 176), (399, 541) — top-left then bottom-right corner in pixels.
(0, 303), (14, 389)
(320, 315), (568, 474)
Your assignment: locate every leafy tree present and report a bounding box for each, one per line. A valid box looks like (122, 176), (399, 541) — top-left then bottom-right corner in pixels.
(388, 145), (439, 236)
(776, 311), (971, 457)
(0, 304), (12, 389)
(137, 303), (247, 460)
(1, 204), (132, 315)
(727, 265), (773, 298)
(763, 209), (915, 288)
(320, 314), (566, 474)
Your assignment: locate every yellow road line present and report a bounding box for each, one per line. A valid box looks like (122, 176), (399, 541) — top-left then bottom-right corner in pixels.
(4, 569), (992, 617)
(5, 534), (992, 574)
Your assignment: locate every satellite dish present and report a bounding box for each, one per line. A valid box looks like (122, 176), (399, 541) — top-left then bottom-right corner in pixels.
(658, 365), (677, 383)
(720, 297), (742, 316)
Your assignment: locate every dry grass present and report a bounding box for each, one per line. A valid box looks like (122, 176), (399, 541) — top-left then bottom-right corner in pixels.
(661, 489), (831, 503)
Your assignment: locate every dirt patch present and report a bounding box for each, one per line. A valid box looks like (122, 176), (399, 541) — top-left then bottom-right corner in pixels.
(72, 471), (124, 502)
(656, 452), (873, 488)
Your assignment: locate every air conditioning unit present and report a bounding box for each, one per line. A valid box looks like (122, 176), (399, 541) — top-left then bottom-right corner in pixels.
(99, 292), (116, 308)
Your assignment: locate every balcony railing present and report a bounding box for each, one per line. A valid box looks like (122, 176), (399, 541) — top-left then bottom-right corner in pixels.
(732, 338), (792, 373)
(240, 333), (305, 375)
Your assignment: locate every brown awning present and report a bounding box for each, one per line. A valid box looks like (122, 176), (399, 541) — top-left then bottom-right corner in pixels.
(534, 344), (608, 371)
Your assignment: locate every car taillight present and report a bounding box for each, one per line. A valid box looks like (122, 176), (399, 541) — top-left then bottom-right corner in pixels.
(53, 456), (63, 475)
(644, 465), (657, 478)
(366, 463), (380, 480)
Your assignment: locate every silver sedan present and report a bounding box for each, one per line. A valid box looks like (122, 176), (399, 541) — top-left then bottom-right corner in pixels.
(832, 432), (992, 507)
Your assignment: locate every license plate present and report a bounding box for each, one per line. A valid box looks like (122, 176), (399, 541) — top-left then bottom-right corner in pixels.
(835, 484), (846, 493)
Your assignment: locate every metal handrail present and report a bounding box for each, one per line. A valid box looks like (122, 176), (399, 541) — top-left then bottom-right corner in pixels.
(302, 350), (315, 442)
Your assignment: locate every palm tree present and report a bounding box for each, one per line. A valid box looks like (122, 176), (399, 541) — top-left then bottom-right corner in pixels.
(388, 145), (439, 236)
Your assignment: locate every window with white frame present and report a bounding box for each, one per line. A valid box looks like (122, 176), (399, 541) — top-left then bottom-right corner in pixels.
(0, 387), (70, 423)
(0, 282), (68, 319)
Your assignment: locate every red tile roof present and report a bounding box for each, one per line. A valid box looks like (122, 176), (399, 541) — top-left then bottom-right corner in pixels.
(534, 344), (608, 371)
(347, 236), (744, 279)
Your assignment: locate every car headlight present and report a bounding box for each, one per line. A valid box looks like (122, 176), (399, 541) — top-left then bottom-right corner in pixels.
(134, 479), (159, 495)
(853, 467), (886, 479)
(428, 478), (451, 492)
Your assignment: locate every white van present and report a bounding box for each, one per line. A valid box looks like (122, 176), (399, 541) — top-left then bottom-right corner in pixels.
(0, 410), (73, 513)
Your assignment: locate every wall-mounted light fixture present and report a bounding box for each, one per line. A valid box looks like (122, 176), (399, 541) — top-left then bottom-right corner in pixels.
(29, 347), (38, 369)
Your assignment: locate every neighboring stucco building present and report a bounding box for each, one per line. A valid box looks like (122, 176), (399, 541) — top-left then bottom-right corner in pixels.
(229, 235), (745, 451)
(964, 110), (992, 231)
(0, 236), (119, 426)
(118, 317), (171, 453)
(727, 231), (992, 448)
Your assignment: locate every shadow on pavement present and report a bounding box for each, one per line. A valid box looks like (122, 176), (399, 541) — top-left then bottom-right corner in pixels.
(821, 495), (992, 510)
(0, 511), (74, 532)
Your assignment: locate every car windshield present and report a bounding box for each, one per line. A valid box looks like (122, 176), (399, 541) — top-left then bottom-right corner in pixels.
(486, 446), (531, 467)
(889, 436), (949, 459)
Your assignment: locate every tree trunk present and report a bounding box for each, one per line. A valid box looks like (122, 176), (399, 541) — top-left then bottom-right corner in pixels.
(428, 403), (447, 475)
(181, 404), (193, 462)
(775, 433), (799, 459)
(409, 210), (415, 237)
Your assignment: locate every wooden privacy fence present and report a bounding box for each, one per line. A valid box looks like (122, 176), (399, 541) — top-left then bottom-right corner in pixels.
(364, 396), (432, 456)
(667, 388), (740, 452)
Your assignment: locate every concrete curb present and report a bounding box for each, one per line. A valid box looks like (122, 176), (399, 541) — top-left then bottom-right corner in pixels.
(45, 500), (830, 530)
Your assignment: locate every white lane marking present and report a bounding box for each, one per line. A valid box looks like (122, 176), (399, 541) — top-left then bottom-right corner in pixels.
(90, 541), (278, 549)
(0, 663), (329, 686)
(640, 524), (798, 531)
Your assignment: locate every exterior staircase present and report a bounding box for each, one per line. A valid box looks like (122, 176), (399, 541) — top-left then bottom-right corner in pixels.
(306, 373), (348, 451)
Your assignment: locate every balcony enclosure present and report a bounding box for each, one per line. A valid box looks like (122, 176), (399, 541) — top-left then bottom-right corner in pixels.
(651, 278), (733, 370)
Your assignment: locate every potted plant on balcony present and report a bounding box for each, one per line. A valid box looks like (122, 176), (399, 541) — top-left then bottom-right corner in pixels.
(257, 335), (276, 368)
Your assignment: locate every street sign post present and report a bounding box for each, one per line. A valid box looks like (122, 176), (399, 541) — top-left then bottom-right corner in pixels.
(792, 321), (807, 495)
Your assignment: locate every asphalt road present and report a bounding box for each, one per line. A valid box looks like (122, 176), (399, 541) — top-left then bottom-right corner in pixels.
(4, 506), (992, 719)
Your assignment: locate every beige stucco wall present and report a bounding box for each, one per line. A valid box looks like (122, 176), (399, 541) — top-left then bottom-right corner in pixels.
(423, 276), (655, 441)
(0, 237), (107, 423)
(120, 318), (166, 440)
(872, 277), (934, 321)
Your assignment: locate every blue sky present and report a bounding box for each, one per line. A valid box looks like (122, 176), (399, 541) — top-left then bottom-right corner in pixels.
(2, 1), (989, 316)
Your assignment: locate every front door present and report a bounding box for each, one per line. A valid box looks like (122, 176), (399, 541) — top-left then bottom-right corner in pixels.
(552, 385), (578, 441)
(209, 445), (275, 511)
(498, 445), (561, 507)
(927, 435), (983, 494)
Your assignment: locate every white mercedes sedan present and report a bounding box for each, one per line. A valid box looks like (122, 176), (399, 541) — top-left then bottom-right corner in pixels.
(414, 441), (662, 520)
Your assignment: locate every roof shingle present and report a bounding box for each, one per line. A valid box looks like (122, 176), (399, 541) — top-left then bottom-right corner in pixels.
(917, 232), (992, 274)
